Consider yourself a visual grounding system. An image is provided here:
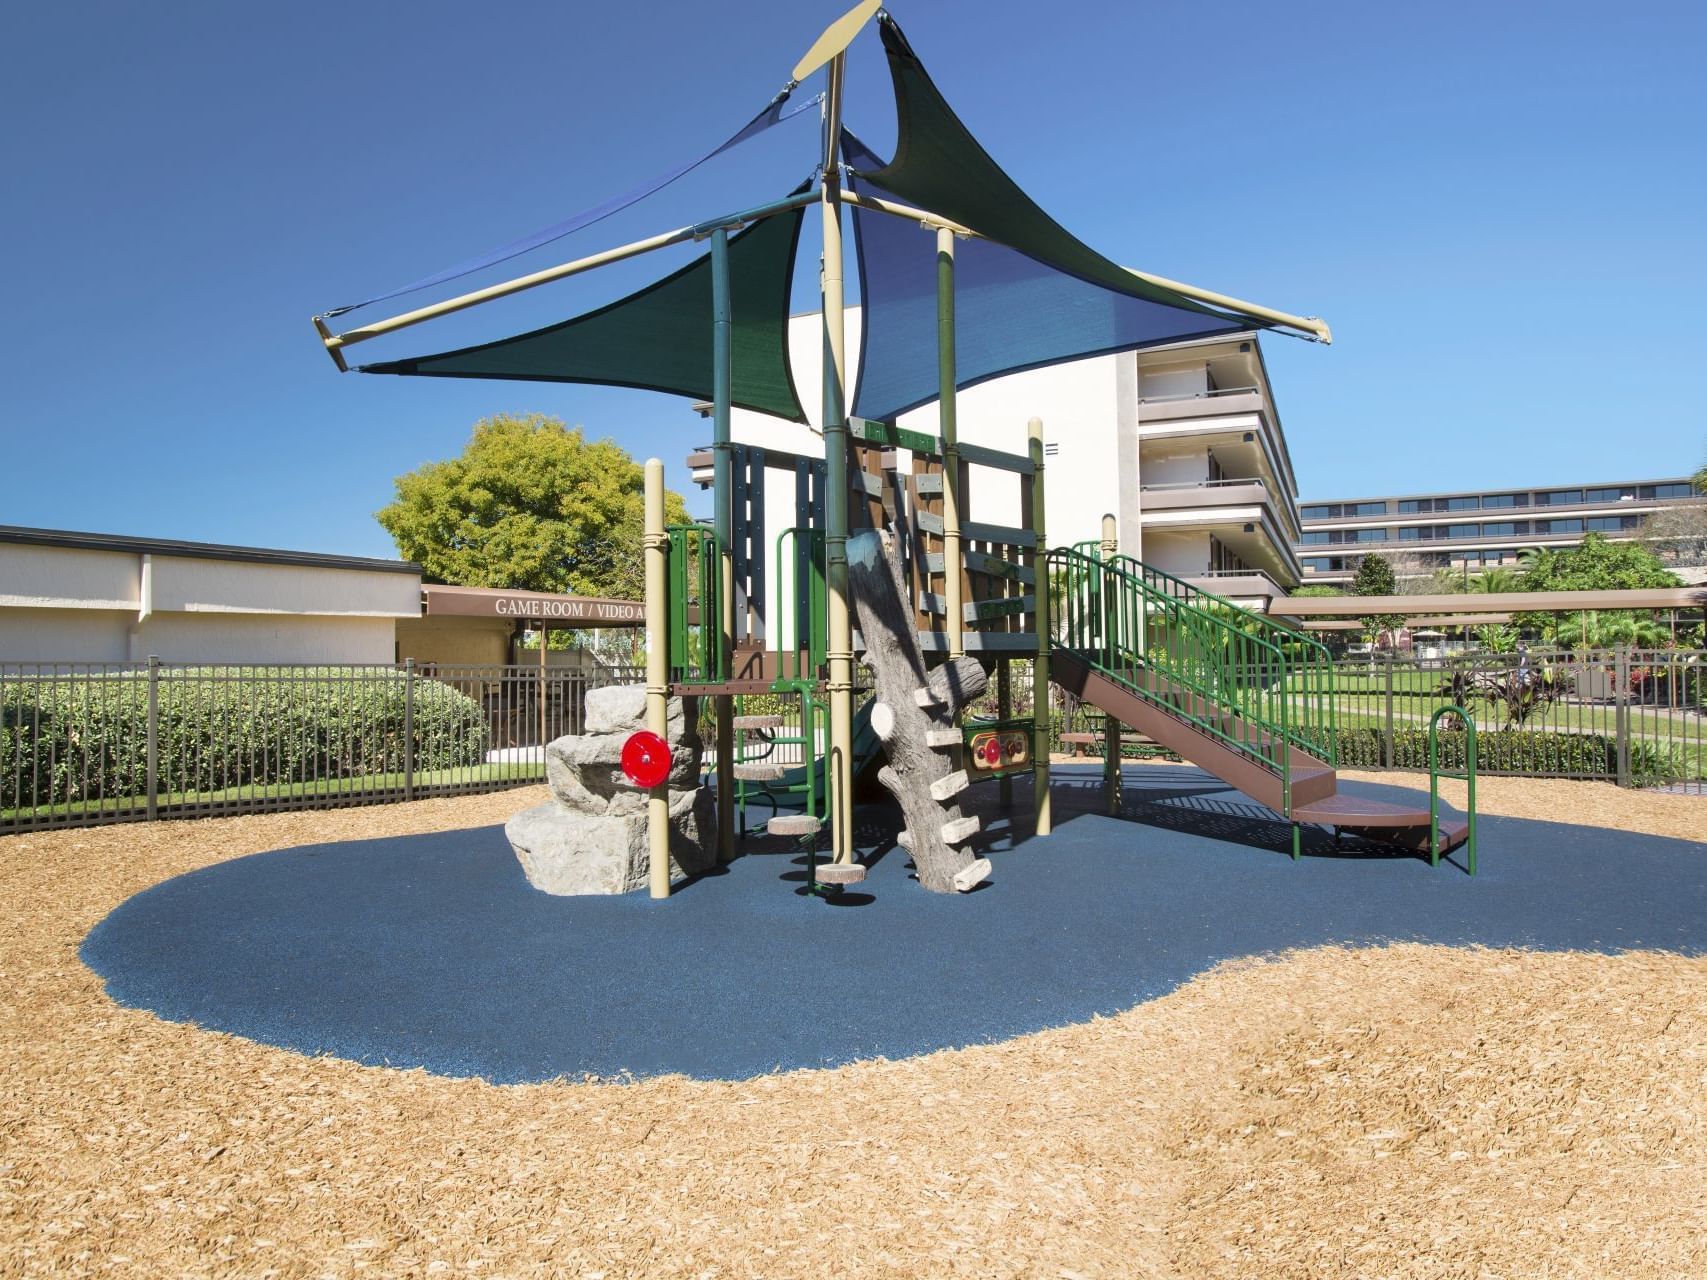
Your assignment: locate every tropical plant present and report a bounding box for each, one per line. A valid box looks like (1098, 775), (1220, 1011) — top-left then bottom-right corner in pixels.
(1475, 623), (1519, 653)
(1436, 659), (1574, 730)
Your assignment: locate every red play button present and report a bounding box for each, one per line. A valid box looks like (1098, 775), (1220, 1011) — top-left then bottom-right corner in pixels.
(620, 731), (672, 789)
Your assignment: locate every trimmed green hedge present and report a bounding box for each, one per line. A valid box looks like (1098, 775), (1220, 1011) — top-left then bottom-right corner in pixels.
(1, 669), (487, 808)
(1320, 725), (1687, 781)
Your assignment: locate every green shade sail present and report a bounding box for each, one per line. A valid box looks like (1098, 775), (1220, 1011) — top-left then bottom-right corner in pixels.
(359, 200), (808, 423)
(855, 14), (1258, 323)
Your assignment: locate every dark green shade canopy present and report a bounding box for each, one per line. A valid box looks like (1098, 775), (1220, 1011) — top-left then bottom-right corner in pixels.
(856, 15), (1259, 324)
(359, 202), (808, 423)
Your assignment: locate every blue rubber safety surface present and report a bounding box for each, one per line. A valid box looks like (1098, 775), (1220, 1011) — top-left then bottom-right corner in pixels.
(82, 766), (1705, 1084)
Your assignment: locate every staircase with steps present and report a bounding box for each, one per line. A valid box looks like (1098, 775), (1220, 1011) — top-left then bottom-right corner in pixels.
(1048, 547), (1470, 860)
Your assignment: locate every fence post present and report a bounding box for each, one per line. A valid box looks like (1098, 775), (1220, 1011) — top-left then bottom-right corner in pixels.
(403, 658), (416, 802)
(145, 655), (160, 820)
(1382, 653), (1395, 770)
(1614, 645), (1630, 788)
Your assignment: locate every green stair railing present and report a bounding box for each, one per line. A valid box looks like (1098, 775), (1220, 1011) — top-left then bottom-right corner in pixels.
(1110, 554), (1338, 765)
(666, 524), (723, 685)
(1048, 547), (1337, 809)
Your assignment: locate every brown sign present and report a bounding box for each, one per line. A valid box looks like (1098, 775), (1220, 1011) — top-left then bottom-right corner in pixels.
(422, 586), (646, 626)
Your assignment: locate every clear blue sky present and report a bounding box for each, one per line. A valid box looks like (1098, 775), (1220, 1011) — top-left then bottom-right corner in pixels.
(4, 1), (1703, 558)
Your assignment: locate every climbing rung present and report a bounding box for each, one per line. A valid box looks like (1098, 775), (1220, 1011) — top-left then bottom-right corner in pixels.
(766, 814), (821, 837)
(941, 815), (981, 845)
(925, 727), (962, 748)
(731, 714), (785, 730)
(895, 829), (913, 851)
(733, 763), (786, 781)
(914, 685), (946, 709)
(814, 862), (868, 885)
(929, 770), (969, 801)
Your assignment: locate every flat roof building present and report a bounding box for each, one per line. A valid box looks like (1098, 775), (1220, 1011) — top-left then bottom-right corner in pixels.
(1292, 478), (1706, 587)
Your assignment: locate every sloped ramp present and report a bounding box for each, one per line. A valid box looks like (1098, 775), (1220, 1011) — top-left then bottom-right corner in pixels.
(1053, 647), (1469, 859)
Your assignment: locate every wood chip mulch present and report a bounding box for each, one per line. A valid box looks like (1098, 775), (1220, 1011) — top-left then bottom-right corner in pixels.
(2, 784), (1703, 1278)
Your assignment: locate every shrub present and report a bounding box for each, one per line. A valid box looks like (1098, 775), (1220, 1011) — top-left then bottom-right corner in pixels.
(1, 668), (487, 808)
(1327, 725), (1624, 777)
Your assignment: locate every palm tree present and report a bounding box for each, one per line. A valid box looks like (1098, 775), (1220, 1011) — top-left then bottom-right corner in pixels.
(1471, 566), (1524, 594)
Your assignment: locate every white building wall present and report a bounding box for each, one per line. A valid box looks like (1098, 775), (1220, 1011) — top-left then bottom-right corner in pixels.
(0, 540), (419, 665)
(730, 310), (1121, 558)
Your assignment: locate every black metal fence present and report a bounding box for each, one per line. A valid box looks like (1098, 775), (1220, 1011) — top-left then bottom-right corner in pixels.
(0, 660), (643, 832)
(1324, 647), (1705, 790)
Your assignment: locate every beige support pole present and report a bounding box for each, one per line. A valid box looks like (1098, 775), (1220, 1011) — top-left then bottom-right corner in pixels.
(1101, 512), (1121, 816)
(821, 53), (856, 865)
(643, 458), (672, 899)
(1030, 417), (1051, 837)
(938, 226), (964, 661)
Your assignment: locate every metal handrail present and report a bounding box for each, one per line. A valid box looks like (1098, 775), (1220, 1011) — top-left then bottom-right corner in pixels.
(1428, 705), (1478, 875)
(773, 526), (827, 684)
(1139, 477), (1269, 491)
(1049, 549), (1338, 814)
(1137, 385), (1261, 404)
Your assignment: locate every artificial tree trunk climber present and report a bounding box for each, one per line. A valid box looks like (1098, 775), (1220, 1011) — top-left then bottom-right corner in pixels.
(847, 527), (992, 893)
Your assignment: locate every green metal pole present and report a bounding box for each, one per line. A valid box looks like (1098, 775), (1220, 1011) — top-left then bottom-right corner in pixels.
(711, 228), (736, 865)
(1031, 417), (1051, 837)
(1100, 512), (1120, 815)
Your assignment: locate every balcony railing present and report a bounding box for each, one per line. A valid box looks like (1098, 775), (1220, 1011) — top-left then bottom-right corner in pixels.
(1140, 477), (1268, 492)
(1137, 385), (1260, 405)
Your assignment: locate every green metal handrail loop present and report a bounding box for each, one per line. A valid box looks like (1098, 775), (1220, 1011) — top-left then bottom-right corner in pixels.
(1428, 703), (1478, 875)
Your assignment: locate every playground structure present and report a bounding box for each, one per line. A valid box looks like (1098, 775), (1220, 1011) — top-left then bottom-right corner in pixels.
(314, 3), (1472, 895)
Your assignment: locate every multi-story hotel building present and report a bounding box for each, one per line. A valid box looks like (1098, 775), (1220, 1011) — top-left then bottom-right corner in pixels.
(1292, 479), (1706, 587)
(693, 321), (1303, 611)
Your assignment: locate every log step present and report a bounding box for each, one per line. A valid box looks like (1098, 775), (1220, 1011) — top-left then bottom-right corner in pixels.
(952, 858), (992, 892)
(914, 686), (947, 709)
(814, 862), (868, 886)
(767, 814), (822, 837)
(941, 815), (981, 845)
(733, 763), (785, 781)
(925, 727), (962, 749)
(732, 714), (785, 730)
(929, 770), (969, 801)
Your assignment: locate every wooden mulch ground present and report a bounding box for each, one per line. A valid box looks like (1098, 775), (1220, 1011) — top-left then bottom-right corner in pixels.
(2, 782), (1703, 1278)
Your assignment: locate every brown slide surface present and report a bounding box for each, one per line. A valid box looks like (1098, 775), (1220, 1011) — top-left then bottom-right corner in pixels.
(1052, 647), (1469, 856)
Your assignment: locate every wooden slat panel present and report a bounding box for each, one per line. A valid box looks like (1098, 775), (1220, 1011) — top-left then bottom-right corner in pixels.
(955, 439), (1035, 476)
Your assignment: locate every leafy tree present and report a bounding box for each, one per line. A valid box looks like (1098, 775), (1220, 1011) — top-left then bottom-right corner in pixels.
(1516, 532), (1681, 643)
(1692, 455), (1707, 495)
(1351, 553), (1404, 635)
(1475, 623), (1518, 653)
(1289, 585), (1343, 597)
(1519, 532), (1680, 593)
(377, 414), (691, 598)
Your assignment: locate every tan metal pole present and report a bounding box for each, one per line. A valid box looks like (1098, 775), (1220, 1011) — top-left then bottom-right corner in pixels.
(316, 189), (822, 366)
(1101, 512), (1121, 816)
(1030, 417), (1051, 836)
(643, 458), (672, 899)
(821, 52), (856, 866)
(938, 226), (964, 661)
(320, 225), (698, 362)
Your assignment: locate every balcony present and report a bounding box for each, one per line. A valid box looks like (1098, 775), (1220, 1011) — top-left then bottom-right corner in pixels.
(1140, 477), (1273, 512)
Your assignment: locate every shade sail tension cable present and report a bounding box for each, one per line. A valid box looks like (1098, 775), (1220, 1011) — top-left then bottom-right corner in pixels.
(320, 85), (821, 320)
